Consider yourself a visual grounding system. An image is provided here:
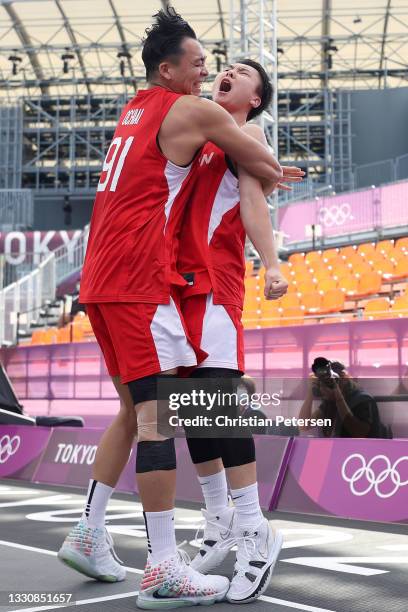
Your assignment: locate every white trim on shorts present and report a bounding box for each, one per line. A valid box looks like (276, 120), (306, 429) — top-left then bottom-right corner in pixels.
(196, 293), (239, 371)
(150, 297), (198, 371)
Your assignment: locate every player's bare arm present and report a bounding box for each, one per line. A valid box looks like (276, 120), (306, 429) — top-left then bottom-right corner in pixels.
(238, 123), (290, 300)
(158, 95), (283, 182)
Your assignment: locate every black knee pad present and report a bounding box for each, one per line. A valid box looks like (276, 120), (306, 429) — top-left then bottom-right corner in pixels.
(136, 438), (176, 473)
(186, 437), (222, 464)
(128, 373), (178, 405)
(220, 437), (256, 468)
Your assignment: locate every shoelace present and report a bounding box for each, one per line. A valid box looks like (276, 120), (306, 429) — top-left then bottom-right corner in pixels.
(193, 515), (236, 553)
(175, 549), (214, 589)
(232, 529), (267, 578)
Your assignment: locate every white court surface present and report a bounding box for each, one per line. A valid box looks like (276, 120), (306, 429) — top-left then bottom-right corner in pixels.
(0, 481), (407, 612)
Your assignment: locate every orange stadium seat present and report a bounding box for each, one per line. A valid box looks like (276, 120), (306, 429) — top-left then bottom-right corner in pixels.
(376, 259), (395, 279)
(293, 271), (315, 286)
(42, 328), (58, 344)
(296, 278), (318, 295)
(345, 253), (363, 267)
(330, 262), (352, 280)
(395, 237), (408, 253)
(31, 329), (46, 345)
(259, 307), (280, 326)
(57, 326), (71, 343)
(280, 307), (304, 326)
(245, 276), (261, 292)
(245, 260), (254, 276)
(318, 277), (338, 293)
(304, 251), (322, 266)
(279, 262), (290, 277)
(320, 289), (345, 313)
(243, 303), (261, 317)
(280, 293), (300, 309)
(286, 281), (298, 293)
(352, 262), (373, 278)
(338, 275), (359, 296)
(288, 252), (305, 265)
(245, 282), (261, 296)
(357, 242), (376, 257)
(391, 256), (408, 279)
(292, 261), (312, 277)
(244, 297), (260, 313)
(322, 248), (339, 262)
(365, 252), (387, 267)
(255, 266), (265, 279)
(376, 240), (394, 255)
(301, 292), (322, 313)
(390, 296), (408, 318)
(80, 317), (94, 337)
(339, 245), (357, 260)
(364, 298), (391, 320)
(242, 317), (259, 329)
(313, 267), (332, 282)
(260, 297), (280, 311)
(356, 271), (382, 297)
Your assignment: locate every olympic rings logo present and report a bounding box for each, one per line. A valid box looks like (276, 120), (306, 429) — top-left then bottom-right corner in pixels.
(0, 434), (21, 464)
(341, 453), (408, 499)
(318, 203), (353, 227)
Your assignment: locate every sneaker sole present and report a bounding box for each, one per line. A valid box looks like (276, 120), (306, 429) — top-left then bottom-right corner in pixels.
(226, 530), (284, 604)
(136, 586), (229, 609)
(57, 547), (125, 582)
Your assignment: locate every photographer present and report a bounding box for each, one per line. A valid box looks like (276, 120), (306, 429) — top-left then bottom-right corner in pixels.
(298, 358), (386, 438)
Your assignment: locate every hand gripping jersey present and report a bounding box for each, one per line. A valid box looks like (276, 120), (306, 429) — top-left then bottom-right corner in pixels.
(177, 142), (246, 309)
(80, 87), (199, 304)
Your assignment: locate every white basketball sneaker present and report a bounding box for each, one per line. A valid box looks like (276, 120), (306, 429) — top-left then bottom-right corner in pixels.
(226, 518), (283, 604)
(57, 519), (126, 582)
(137, 549), (229, 609)
(189, 506), (235, 573)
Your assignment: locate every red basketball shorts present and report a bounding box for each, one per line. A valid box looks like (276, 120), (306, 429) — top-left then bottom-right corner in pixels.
(86, 292), (208, 383)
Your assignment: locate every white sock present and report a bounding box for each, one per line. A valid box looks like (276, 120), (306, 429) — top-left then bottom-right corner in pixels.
(230, 482), (264, 528)
(143, 509), (177, 564)
(198, 470), (229, 515)
(81, 479), (114, 528)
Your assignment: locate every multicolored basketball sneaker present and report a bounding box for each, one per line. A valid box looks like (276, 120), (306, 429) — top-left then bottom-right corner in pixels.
(57, 519), (126, 582)
(137, 549), (229, 609)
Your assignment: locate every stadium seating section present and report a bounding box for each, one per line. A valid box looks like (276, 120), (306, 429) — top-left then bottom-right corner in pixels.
(28, 238), (408, 344)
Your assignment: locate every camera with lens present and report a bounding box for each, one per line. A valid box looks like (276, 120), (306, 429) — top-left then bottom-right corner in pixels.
(311, 357), (340, 390)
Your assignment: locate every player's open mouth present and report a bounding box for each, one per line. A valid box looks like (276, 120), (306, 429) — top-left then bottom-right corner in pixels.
(219, 78), (232, 93)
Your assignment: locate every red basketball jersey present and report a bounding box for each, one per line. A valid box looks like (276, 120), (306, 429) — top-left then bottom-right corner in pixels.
(178, 142), (246, 308)
(80, 87), (198, 304)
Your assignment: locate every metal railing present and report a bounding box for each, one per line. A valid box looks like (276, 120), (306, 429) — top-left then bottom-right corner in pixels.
(279, 152), (408, 206)
(0, 254), (56, 345)
(0, 224), (89, 346)
(54, 224), (89, 284)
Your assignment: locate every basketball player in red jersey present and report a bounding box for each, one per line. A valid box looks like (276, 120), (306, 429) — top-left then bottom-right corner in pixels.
(57, 8), (297, 610)
(176, 60), (295, 603)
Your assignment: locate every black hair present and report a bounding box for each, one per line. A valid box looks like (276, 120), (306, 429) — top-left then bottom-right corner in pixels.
(238, 58), (273, 121)
(142, 7), (197, 81)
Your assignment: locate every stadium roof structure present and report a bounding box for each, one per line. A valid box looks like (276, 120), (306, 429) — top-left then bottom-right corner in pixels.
(0, 0), (407, 98)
